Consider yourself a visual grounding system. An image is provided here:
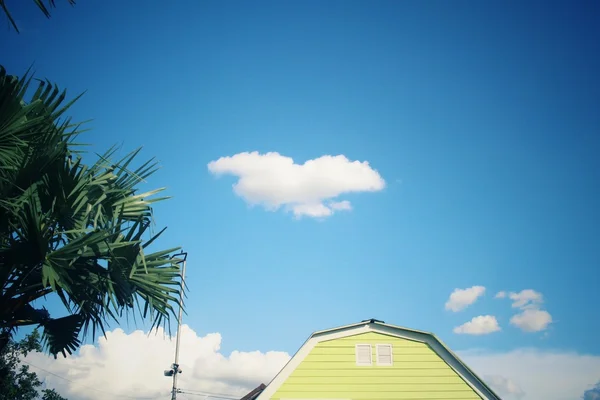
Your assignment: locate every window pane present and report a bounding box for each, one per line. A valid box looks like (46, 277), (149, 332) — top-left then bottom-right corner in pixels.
(377, 345), (392, 365)
(356, 344), (372, 365)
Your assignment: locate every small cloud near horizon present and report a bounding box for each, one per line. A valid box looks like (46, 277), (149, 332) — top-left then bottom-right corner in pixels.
(453, 315), (501, 335)
(496, 289), (553, 333)
(445, 286), (486, 312)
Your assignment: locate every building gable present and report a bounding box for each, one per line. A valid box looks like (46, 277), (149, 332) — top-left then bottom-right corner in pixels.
(257, 321), (501, 400)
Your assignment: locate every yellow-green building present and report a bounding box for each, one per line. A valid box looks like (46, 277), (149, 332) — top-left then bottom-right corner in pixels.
(255, 319), (501, 400)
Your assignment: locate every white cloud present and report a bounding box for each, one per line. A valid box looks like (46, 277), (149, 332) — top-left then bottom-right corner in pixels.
(459, 348), (600, 400)
(19, 326), (600, 400)
(293, 200), (352, 218)
(499, 289), (553, 333)
(22, 325), (290, 400)
(508, 289), (544, 309)
(485, 375), (525, 399)
(330, 200), (352, 211)
(207, 152), (385, 218)
(453, 315), (501, 335)
(445, 286), (486, 312)
(510, 309), (553, 332)
(495, 291), (507, 299)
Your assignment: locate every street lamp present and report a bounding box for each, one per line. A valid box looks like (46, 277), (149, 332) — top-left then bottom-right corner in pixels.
(163, 363), (182, 377)
(164, 251), (188, 400)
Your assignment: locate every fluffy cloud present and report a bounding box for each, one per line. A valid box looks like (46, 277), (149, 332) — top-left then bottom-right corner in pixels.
(508, 289), (544, 309)
(499, 289), (553, 332)
(453, 315), (501, 335)
(459, 349), (600, 400)
(495, 291), (507, 299)
(445, 286), (486, 312)
(510, 309), (553, 332)
(18, 326), (600, 400)
(21, 325), (290, 400)
(207, 152), (385, 218)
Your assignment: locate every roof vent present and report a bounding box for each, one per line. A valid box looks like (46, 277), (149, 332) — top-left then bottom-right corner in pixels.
(362, 318), (385, 324)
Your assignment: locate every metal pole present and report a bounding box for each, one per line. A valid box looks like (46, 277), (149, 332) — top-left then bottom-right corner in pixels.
(171, 255), (187, 400)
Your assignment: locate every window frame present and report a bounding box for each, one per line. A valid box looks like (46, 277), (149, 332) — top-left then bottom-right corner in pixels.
(376, 344), (393, 366)
(355, 344), (372, 366)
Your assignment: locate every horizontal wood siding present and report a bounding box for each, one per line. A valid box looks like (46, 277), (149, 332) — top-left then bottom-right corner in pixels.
(272, 332), (482, 400)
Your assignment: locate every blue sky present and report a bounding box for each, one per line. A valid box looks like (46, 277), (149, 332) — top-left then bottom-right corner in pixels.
(3, 1), (600, 399)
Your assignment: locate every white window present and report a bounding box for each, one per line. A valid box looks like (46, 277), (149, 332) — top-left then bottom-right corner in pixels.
(355, 344), (372, 366)
(376, 344), (393, 366)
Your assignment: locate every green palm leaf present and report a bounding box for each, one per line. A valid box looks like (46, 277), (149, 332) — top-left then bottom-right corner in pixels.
(0, 65), (184, 357)
(41, 314), (83, 358)
(1, 0), (77, 33)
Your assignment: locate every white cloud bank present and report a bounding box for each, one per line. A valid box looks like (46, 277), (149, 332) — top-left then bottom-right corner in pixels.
(459, 349), (600, 400)
(207, 152), (385, 218)
(445, 286), (486, 312)
(22, 325), (290, 400)
(19, 326), (600, 400)
(496, 289), (553, 332)
(453, 315), (501, 335)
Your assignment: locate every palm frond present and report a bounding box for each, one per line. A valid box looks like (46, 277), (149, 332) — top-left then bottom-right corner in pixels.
(0, 65), (183, 357)
(41, 314), (83, 358)
(1, 0), (77, 33)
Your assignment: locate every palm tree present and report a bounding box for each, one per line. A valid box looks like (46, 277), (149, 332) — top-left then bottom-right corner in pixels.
(1, 0), (75, 33)
(0, 66), (184, 358)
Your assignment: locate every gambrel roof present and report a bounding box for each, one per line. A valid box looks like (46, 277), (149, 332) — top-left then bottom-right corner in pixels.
(256, 319), (502, 400)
